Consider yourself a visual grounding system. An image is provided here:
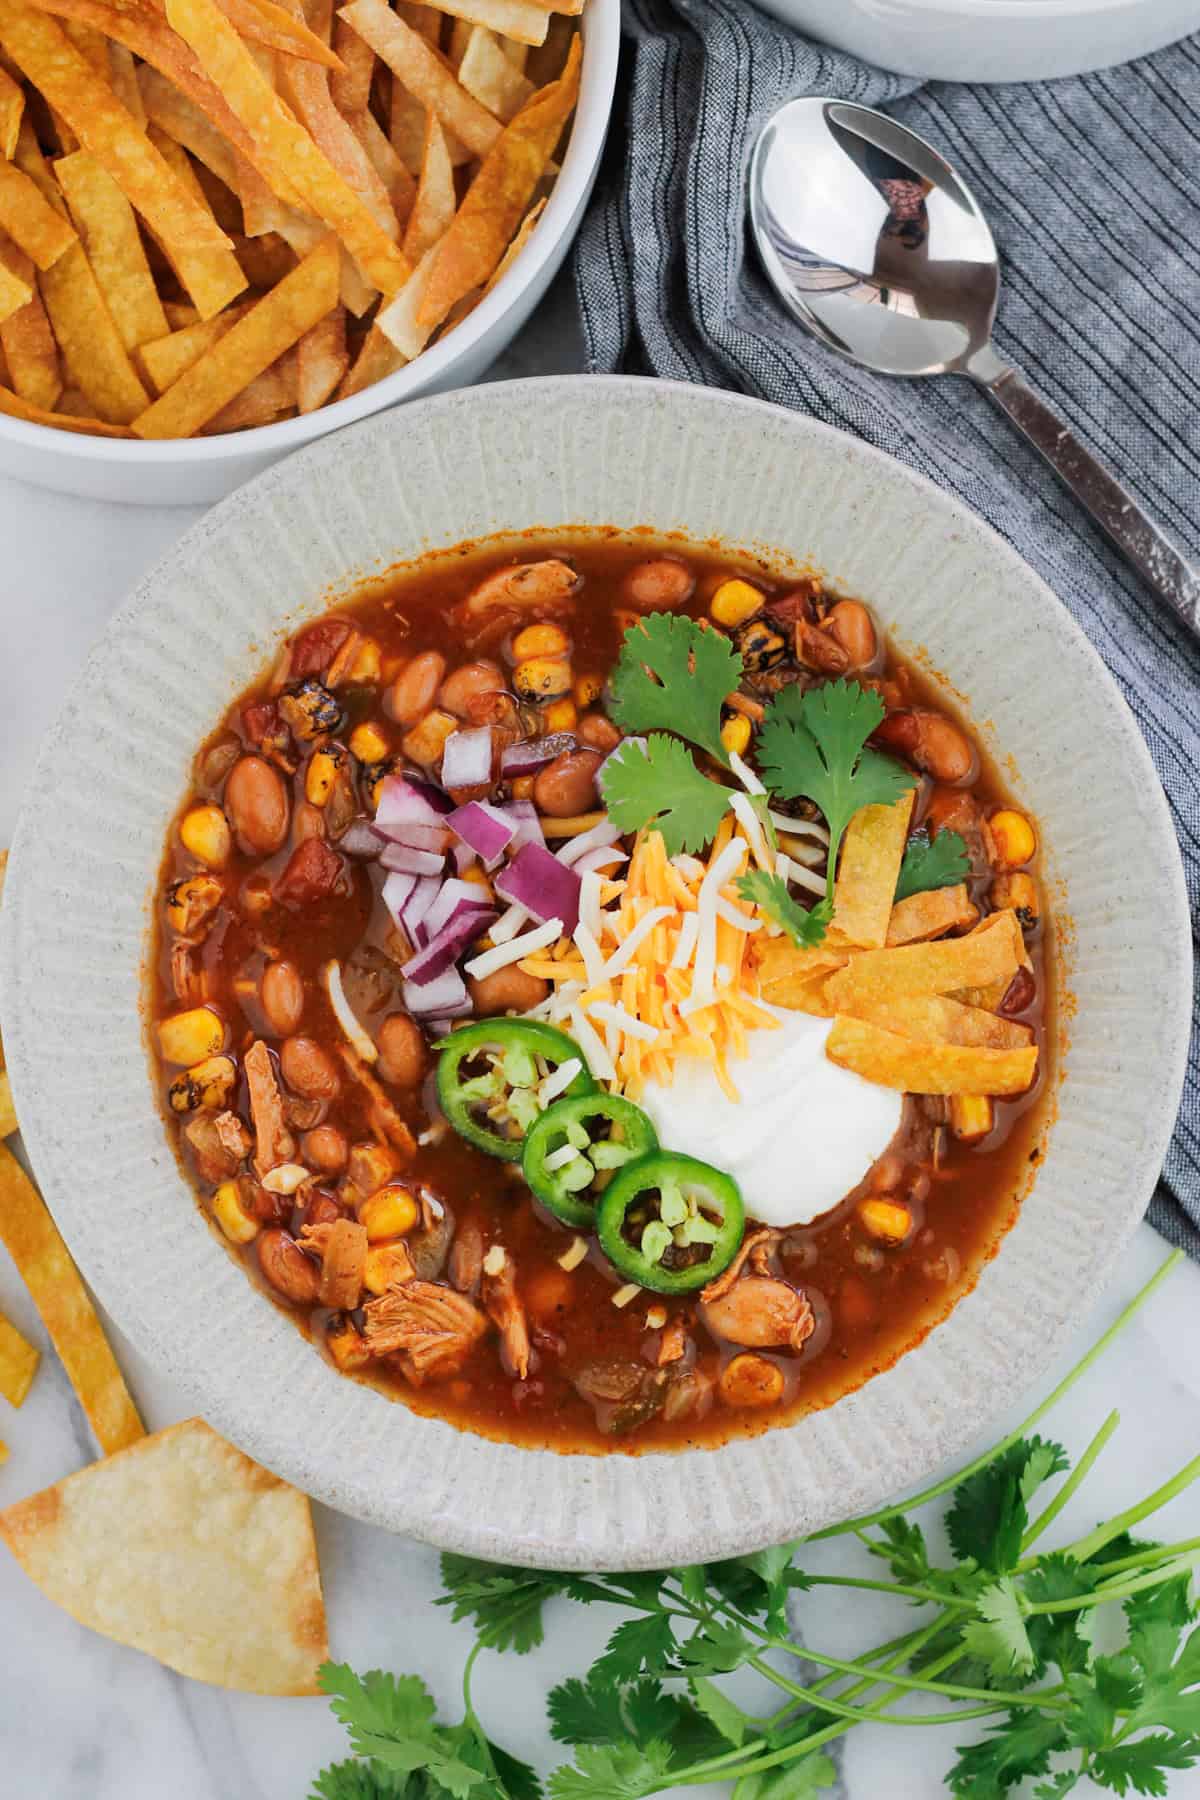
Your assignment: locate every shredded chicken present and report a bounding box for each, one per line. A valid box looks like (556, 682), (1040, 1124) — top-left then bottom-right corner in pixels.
(449, 1222), (484, 1295)
(461, 559), (580, 617)
(655, 1315), (689, 1366)
(170, 941), (209, 1005)
(338, 1046), (416, 1161)
(318, 1217), (368, 1311)
(700, 1228), (778, 1304)
(244, 1039), (295, 1174)
(183, 1113), (242, 1185)
(482, 1256), (531, 1380)
(700, 1277), (815, 1353)
(213, 1111), (252, 1163)
(362, 1281), (487, 1384)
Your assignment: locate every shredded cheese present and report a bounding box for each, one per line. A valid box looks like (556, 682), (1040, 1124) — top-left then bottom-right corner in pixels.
(482, 1244), (507, 1277)
(729, 749), (766, 796)
(322, 959), (378, 1063)
(539, 1057), (583, 1106)
(466, 916), (563, 979)
(544, 1143), (582, 1173)
(558, 1235), (588, 1271)
(612, 1282), (641, 1308)
(601, 905), (673, 979)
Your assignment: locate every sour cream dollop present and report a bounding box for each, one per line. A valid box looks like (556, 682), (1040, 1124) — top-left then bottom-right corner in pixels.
(638, 1005), (902, 1228)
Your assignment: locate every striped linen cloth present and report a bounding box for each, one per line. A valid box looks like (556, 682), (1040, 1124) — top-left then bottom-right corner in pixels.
(573, 0), (1200, 1252)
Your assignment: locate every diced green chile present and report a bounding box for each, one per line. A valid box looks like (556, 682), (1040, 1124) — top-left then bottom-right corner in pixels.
(436, 1019), (595, 1160)
(522, 1092), (659, 1228)
(595, 1152), (745, 1294)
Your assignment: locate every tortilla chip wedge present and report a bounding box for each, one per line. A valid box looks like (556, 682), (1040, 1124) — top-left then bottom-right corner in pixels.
(0, 1418), (329, 1693)
(0, 1067), (16, 1137)
(0, 1308), (39, 1407)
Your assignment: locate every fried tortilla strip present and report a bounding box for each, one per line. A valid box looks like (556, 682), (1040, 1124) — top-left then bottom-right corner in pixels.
(406, 0), (549, 46)
(55, 151), (171, 350)
(402, 109), (454, 262)
(0, 1417), (329, 1693)
(0, 380), (134, 432)
(389, 76), (426, 177)
(41, 237), (152, 421)
(0, 248), (31, 322)
(824, 905), (1024, 1010)
(0, 1142), (144, 1450)
(137, 67), (242, 197)
(753, 935), (847, 1017)
(457, 24), (534, 122)
(887, 882), (978, 947)
(278, 33), (398, 237)
(0, 0), (231, 256)
(0, 1309), (39, 1406)
(233, 228), (295, 286)
(165, 0), (409, 293)
(831, 789), (915, 950)
(0, 60), (23, 155)
(222, 0), (342, 67)
(480, 192), (543, 292)
(333, 316), (402, 399)
(348, 105), (417, 226)
(831, 989), (1032, 1050)
(296, 301), (346, 410)
(145, 127), (248, 318)
(341, 0), (502, 160)
(954, 907), (1033, 1008)
(827, 1015), (1038, 1097)
(376, 238), (437, 358)
(132, 232), (337, 436)
(416, 34), (579, 330)
(0, 1066), (16, 1136)
(201, 342), (295, 430)
(329, 6), (374, 111)
(105, 38), (143, 118)
(138, 300), (249, 391)
(0, 248), (62, 410)
(0, 158), (77, 270)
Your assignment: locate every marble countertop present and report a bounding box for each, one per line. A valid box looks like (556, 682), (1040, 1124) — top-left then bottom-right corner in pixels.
(2, 274), (1198, 1798)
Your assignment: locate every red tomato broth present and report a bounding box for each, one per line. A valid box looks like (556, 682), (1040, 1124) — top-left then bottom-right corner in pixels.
(149, 530), (1054, 1453)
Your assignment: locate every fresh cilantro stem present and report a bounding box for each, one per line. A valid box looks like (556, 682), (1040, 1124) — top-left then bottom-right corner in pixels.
(748, 1644), (1068, 1712)
(1060, 1450), (1200, 1564)
(784, 1573), (953, 1606)
(1020, 1407), (1120, 1551)
(1088, 1533), (1200, 1580)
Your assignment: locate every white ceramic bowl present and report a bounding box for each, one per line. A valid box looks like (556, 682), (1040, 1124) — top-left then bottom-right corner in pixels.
(755, 0), (1200, 82)
(1, 376), (1190, 1568)
(0, 2), (618, 509)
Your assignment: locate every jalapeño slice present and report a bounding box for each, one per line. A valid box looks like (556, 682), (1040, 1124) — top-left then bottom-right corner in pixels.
(522, 1092), (659, 1229)
(595, 1151), (745, 1295)
(436, 1019), (595, 1161)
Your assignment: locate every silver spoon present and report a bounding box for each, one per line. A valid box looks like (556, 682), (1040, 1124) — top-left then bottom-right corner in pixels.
(748, 96), (1200, 637)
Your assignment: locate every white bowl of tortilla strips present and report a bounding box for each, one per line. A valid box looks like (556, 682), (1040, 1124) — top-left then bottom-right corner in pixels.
(0, 0), (618, 505)
(0, 376), (1190, 1568)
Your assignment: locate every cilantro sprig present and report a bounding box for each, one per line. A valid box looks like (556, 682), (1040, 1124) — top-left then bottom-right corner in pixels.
(735, 870), (832, 950)
(608, 614), (741, 766)
(894, 827), (971, 902)
(602, 736), (731, 858)
(312, 1255), (1200, 1800)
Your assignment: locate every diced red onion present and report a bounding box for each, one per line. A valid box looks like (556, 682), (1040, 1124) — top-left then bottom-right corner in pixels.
(449, 800), (515, 868)
(374, 774), (449, 836)
(504, 797), (545, 852)
(428, 1007), (473, 1031)
(379, 842), (446, 877)
(406, 774), (453, 814)
(495, 842), (581, 934)
(423, 878), (493, 940)
(403, 965), (470, 1016)
(500, 732), (576, 779)
(452, 839), (478, 875)
(401, 905), (495, 984)
(381, 870), (417, 933)
(556, 818), (622, 868)
(339, 820), (384, 859)
(386, 821), (455, 854)
(399, 875), (443, 947)
(440, 727), (493, 792)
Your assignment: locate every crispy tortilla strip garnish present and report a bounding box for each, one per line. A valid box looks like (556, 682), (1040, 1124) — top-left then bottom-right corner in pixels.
(887, 882), (979, 947)
(296, 300), (346, 410)
(752, 934), (848, 1016)
(831, 989), (1032, 1050)
(457, 23), (534, 121)
(329, 5), (374, 111)
(415, 33), (579, 330)
(138, 68), (242, 198)
(0, 249), (62, 410)
(0, 1417), (329, 1693)
(55, 151), (171, 350)
(481, 192), (543, 291)
(0, 0), (231, 256)
(0, 59), (23, 155)
(826, 1015), (1038, 1097)
(40, 241), (151, 420)
(201, 342), (295, 430)
(145, 127), (248, 318)
(0, 1142), (144, 1450)
(0, 1065), (16, 1136)
(389, 76), (426, 177)
(824, 905), (1024, 1010)
(233, 228), (294, 286)
(222, 0), (342, 67)
(0, 157), (77, 270)
(0, 1309), (39, 1406)
(525, 5), (573, 81)
(0, 247), (31, 322)
(341, 0), (502, 160)
(402, 109), (454, 261)
(831, 790), (915, 950)
(0, 379), (134, 432)
(348, 105), (416, 226)
(375, 237), (436, 358)
(333, 316), (402, 399)
(278, 36), (398, 237)
(132, 232), (337, 436)
(406, 0), (549, 47)
(954, 907), (1033, 1008)
(137, 300), (248, 391)
(165, 0), (409, 293)
(105, 38), (143, 118)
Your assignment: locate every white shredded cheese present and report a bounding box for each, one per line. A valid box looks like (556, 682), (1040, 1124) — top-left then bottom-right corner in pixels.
(578, 871), (604, 940)
(465, 916), (563, 979)
(322, 959), (378, 1063)
(669, 911), (700, 970)
(573, 918), (607, 987)
(777, 832), (825, 868)
(601, 905), (672, 979)
(482, 1244), (507, 1277)
(417, 1122), (447, 1147)
(645, 1305), (668, 1330)
(544, 1142), (583, 1173)
(767, 809), (830, 842)
(539, 1056), (583, 1106)
(589, 1001), (658, 1043)
(729, 749), (765, 796)
(777, 852), (828, 899)
(558, 1235), (588, 1271)
(488, 902), (534, 944)
(715, 896), (762, 932)
(671, 853), (706, 880)
(688, 837), (747, 1008)
(729, 791), (773, 871)
(261, 1162), (310, 1194)
(568, 1004), (616, 1082)
(717, 962), (733, 986)
(612, 1283), (641, 1309)
(556, 818), (620, 867)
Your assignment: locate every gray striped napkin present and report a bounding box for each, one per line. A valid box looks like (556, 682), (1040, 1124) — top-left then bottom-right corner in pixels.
(573, 0), (1200, 1252)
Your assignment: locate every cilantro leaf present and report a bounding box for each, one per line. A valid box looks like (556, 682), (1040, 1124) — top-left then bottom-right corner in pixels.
(688, 1676), (747, 1747)
(310, 1761), (412, 1800)
(624, 1681), (689, 1750)
(322, 1666), (439, 1743)
(946, 1438), (1069, 1575)
(947, 1711), (1066, 1797)
(736, 870), (833, 949)
(490, 1743), (544, 1800)
(674, 1616), (751, 1676)
(437, 1556), (573, 1654)
(1091, 1734), (1200, 1796)
(548, 1679), (627, 1748)
(893, 827), (970, 902)
(590, 1614), (677, 1686)
(548, 1742), (674, 1800)
(961, 1578), (1037, 1681)
(735, 1754), (838, 1800)
(1025, 1556), (1098, 1679)
(609, 614), (741, 765)
(599, 735), (731, 856)
(866, 1515), (932, 1588)
(757, 681), (916, 903)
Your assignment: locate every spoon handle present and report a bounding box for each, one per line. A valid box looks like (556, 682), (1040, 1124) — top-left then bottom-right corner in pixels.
(973, 361), (1200, 637)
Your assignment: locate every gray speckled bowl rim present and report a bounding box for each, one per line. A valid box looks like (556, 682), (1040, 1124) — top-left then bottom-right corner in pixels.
(1, 375), (1190, 1569)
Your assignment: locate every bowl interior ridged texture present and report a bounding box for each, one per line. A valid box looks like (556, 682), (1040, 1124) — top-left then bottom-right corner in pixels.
(0, 376), (1189, 1567)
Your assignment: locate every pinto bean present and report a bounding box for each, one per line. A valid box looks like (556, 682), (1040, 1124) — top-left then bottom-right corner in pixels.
(576, 712), (621, 752)
(620, 557), (696, 611)
(224, 755), (289, 854)
(301, 1124), (348, 1173)
(260, 960), (305, 1036)
(257, 1228), (320, 1304)
(280, 1034), (341, 1099)
(376, 1012), (428, 1087)
(873, 709), (976, 785)
(824, 599), (877, 668)
(385, 651), (446, 725)
(532, 749), (603, 818)
(439, 660), (506, 719)
(469, 965), (549, 1014)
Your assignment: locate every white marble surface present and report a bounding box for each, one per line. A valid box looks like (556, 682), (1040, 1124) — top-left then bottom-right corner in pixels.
(2, 274), (1199, 1797)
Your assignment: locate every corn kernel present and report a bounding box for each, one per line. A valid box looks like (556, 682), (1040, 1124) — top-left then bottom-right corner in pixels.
(327, 1321), (371, 1368)
(511, 774), (535, 800)
(305, 746), (340, 806)
(514, 657), (572, 702)
(711, 578), (764, 628)
(990, 871), (1040, 932)
(574, 673), (603, 708)
(168, 1054), (236, 1114)
(545, 697), (578, 733)
(359, 1185), (419, 1241)
(718, 1352), (785, 1408)
(348, 637), (381, 685)
(165, 873), (222, 937)
(158, 1006), (224, 1066)
(989, 809), (1037, 869)
(402, 708), (457, 768)
(361, 1244), (411, 1294)
(180, 803), (231, 870)
(212, 1180), (258, 1244)
(460, 867), (493, 896)
(720, 714), (752, 757)
(349, 721), (389, 763)
(512, 622), (570, 660)
(950, 1094), (995, 1143)
(858, 1198), (912, 1244)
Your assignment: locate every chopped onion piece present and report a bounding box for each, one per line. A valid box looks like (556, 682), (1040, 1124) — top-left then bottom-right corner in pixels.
(440, 726), (493, 792)
(589, 1000), (658, 1043)
(670, 911), (700, 970)
(556, 817), (621, 868)
(465, 916), (563, 980)
(379, 842), (446, 877)
(505, 798), (545, 853)
(558, 1235), (589, 1272)
(500, 732), (576, 778)
(382, 822), (454, 853)
(401, 905), (495, 985)
(448, 800), (515, 868)
(381, 869), (417, 933)
(322, 958), (378, 1063)
(729, 748), (765, 796)
(539, 1056), (583, 1107)
(544, 1143), (583, 1173)
(601, 905), (672, 979)
(400, 874), (443, 946)
(423, 878), (495, 941)
(729, 790), (772, 870)
(495, 842), (582, 933)
(402, 965), (470, 1016)
(777, 852), (828, 899)
(568, 1004), (616, 1082)
(766, 809), (830, 842)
